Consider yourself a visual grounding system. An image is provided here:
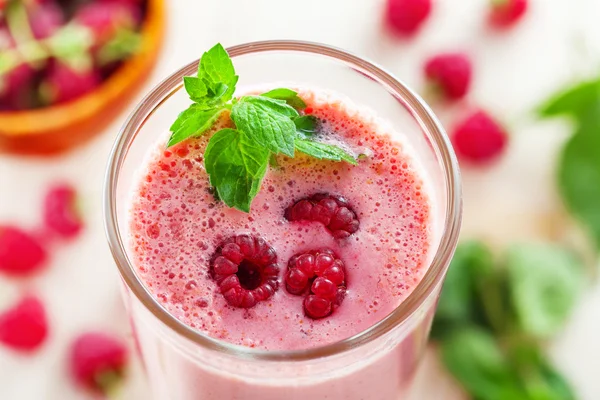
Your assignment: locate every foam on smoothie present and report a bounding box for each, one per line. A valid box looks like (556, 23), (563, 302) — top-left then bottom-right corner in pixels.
(128, 89), (433, 351)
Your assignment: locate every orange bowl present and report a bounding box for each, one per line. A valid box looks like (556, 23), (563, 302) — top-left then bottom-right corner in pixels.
(0, 0), (165, 155)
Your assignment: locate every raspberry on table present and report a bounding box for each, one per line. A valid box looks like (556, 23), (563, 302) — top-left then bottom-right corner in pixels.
(0, 225), (48, 276)
(424, 53), (472, 101)
(489, 0), (528, 29)
(384, 0), (432, 37)
(44, 183), (84, 239)
(451, 110), (508, 165)
(285, 193), (360, 239)
(0, 296), (48, 352)
(284, 249), (347, 319)
(69, 332), (129, 395)
(210, 235), (280, 309)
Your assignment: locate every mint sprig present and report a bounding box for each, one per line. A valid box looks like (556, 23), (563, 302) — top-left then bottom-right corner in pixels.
(167, 43), (359, 212)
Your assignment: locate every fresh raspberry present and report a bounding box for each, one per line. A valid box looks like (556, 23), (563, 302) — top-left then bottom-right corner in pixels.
(41, 62), (101, 105)
(424, 53), (472, 101)
(489, 0), (528, 28)
(75, 2), (140, 45)
(0, 296), (48, 352)
(0, 226), (48, 276)
(210, 235), (279, 308)
(44, 183), (84, 239)
(0, 28), (36, 110)
(451, 110), (508, 165)
(285, 249), (347, 319)
(70, 332), (129, 395)
(385, 0), (432, 36)
(0, 28), (36, 111)
(285, 193), (360, 239)
(28, 3), (64, 40)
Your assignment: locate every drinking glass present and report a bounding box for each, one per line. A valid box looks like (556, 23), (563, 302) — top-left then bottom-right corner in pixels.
(104, 41), (462, 400)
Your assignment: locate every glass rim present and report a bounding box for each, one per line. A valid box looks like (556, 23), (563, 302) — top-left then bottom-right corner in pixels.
(103, 40), (462, 362)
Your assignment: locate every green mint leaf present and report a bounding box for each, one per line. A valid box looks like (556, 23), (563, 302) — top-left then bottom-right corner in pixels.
(508, 345), (576, 400)
(505, 242), (583, 338)
(269, 154), (279, 168)
(559, 117), (600, 248)
(230, 96), (299, 157)
(295, 138), (357, 165)
(440, 327), (526, 399)
(213, 82), (229, 99)
(97, 28), (141, 66)
(431, 241), (495, 340)
(183, 77), (208, 102)
(204, 128), (270, 212)
(0, 50), (20, 76)
(532, 361), (576, 400)
(168, 105), (224, 147)
(294, 115), (318, 135)
(47, 25), (93, 71)
(539, 79), (600, 118)
(262, 88), (307, 109)
(199, 43), (238, 103)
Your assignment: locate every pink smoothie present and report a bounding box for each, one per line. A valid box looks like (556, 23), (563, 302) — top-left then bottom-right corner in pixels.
(128, 88), (433, 353)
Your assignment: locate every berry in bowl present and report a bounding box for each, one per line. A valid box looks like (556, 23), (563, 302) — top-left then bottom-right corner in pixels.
(0, 0), (164, 154)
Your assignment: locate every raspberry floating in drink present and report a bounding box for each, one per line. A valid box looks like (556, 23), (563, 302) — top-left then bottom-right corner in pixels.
(285, 193), (360, 239)
(211, 235), (280, 309)
(285, 249), (347, 319)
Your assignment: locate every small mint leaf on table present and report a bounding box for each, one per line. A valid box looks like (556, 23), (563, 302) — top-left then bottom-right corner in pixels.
(230, 96), (299, 157)
(508, 344), (577, 400)
(294, 115), (318, 135)
(540, 80), (600, 251)
(168, 105), (225, 147)
(557, 113), (600, 250)
(199, 43), (238, 103)
(505, 242), (583, 339)
(295, 138), (357, 165)
(440, 327), (526, 399)
(204, 129), (270, 212)
(431, 240), (495, 340)
(538, 79), (600, 119)
(262, 88), (307, 109)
